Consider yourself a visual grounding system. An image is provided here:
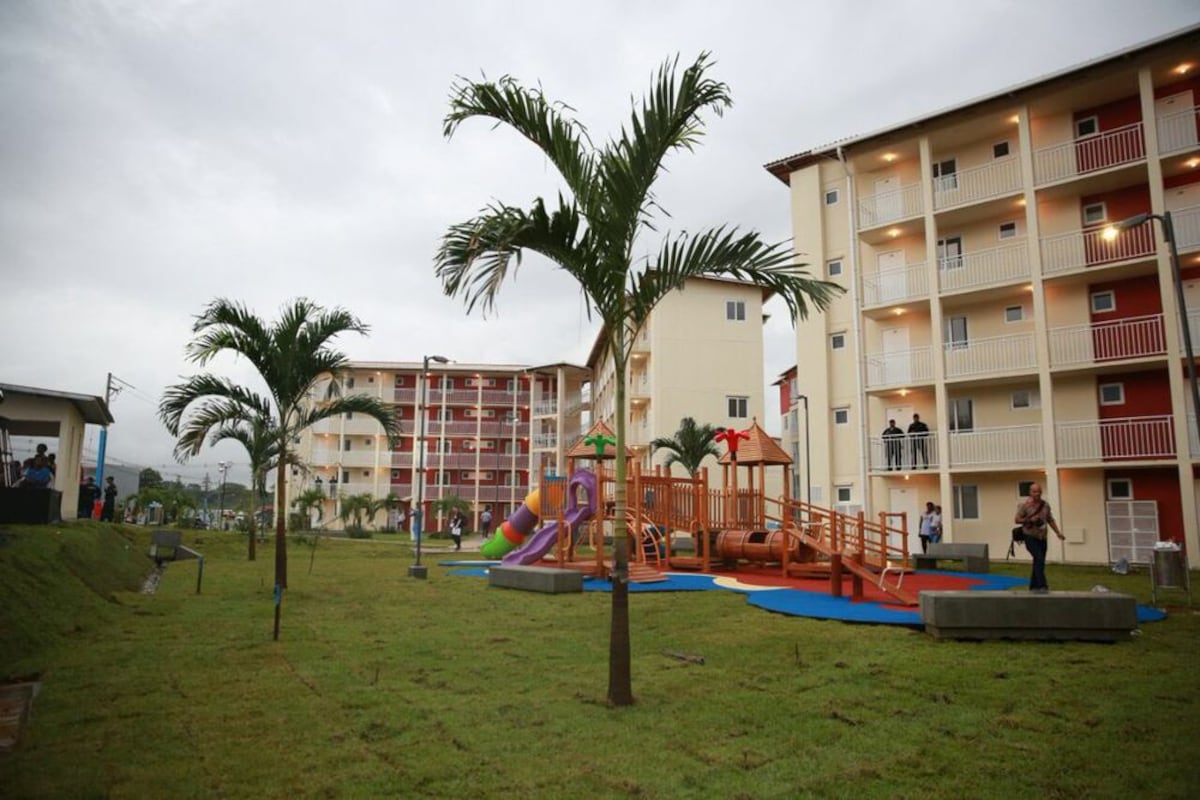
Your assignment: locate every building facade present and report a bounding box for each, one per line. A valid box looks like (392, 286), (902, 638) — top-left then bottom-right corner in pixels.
(293, 361), (587, 531)
(767, 26), (1200, 566)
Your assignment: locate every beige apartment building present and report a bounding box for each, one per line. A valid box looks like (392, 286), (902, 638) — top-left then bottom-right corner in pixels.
(767, 25), (1200, 567)
(291, 361), (587, 531)
(589, 275), (782, 496)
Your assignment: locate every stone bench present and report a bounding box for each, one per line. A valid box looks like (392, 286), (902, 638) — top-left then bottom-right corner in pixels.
(913, 542), (989, 573)
(920, 590), (1138, 642)
(489, 565), (583, 594)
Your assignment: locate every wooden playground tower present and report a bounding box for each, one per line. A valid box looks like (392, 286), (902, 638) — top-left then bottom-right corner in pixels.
(531, 421), (920, 606)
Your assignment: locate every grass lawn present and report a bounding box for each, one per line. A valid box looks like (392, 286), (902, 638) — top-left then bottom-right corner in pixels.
(1, 521), (1199, 799)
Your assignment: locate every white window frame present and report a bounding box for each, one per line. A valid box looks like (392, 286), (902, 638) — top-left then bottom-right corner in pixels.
(1107, 478), (1133, 500)
(1099, 382), (1125, 406)
(993, 140), (1011, 159)
(937, 235), (964, 271)
(835, 485), (852, 504)
(824, 188), (840, 205)
(1004, 305), (1024, 323)
(726, 299), (747, 321)
(727, 396), (748, 419)
(933, 158), (958, 190)
(1018, 480), (1034, 497)
(1011, 389), (1039, 410)
(1083, 202), (1107, 226)
(466, 408), (496, 419)
(998, 221), (1018, 240)
(953, 484), (980, 519)
(833, 407), (850, 425)
(830, 332), (847, 350)
(827, 259), (843, 278)
(946, 315), (969, 350)
(1091, 290), (1116, 314)
(949, 397), (974, 431)
(1075, 115), (1099, 139)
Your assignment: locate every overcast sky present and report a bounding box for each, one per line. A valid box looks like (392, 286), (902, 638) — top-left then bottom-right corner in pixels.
(2, 0), (1197, 486)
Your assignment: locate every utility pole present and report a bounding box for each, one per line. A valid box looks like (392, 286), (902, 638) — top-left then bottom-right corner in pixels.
(202, 473), (211, 528)
(95, 373), (118, 489)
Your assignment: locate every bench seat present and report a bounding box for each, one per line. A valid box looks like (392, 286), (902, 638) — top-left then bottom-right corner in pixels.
(488, 565), (583, 594)
(920, 590), (1138, 642)
(913, 542), (989, 573)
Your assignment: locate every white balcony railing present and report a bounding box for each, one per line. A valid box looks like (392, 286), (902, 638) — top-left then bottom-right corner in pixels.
(868, 433), (940, 471)
(858, 183), (924, 228)
(938, 241), (1030, 292)
(932, 157), (1022, 210)
(1039, 222), (1156, 275)
(532, 433), (558, 449)
(943, 333), (1036, 378)
(1033, 121), (1146, 185)
(862, 262), (929, 306)
(1056, 416), (1176, 462)
(864, 346), (935, 389)
(1173, 204), (1200, 252)
(949, 425), (1043, 466)
(533, 402), (558, 416)
(1190, 414), (1200, 459)
(1048, 313), (1167, 367)
(1156, 105), (1200, 155)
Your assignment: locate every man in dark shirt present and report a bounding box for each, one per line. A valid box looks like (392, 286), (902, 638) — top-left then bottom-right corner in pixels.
(882, 419), (905, 470)
(908, 413), (930, 469)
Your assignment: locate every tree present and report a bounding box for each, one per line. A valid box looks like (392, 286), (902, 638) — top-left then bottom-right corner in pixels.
(431, 494), (470, 528)
(292, 487), (326, 531)
(338, 493), (376, 534)
(435, 54), (840, 705)
(207, 413), (291, 561)
(138, 468), (163, 491)
(651, 417), (721, 477)
(159, 298), (400, 601)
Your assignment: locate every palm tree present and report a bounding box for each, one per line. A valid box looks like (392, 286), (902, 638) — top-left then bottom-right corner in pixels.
(435, 54), (840, 705)
(159, 298), (400, 595)
(207, 412), (288, 561)
(291, 487), (326, 531)
(651, 417), (721, 478)
(338, 493), (375, 534)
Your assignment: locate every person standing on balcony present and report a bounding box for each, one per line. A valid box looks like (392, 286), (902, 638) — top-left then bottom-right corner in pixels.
(883, 419), (905, 470)
(1014, 483), (1065, 593)
(907, 413), (930, 469)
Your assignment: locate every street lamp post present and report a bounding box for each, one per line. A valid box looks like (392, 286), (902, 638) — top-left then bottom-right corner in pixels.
(791, 394), (811, 507)
(1108, 211), (1200, 448)
(410, 354), (449, 579)
(217, 461), (231, 531)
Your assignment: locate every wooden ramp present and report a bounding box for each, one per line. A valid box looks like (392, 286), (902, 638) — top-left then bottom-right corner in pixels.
(798, 531), (918, 607)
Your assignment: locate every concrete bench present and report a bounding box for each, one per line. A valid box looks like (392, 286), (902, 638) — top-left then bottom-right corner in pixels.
(913, 542), (989, 573)
(920, 590), (1138, 642)
(489, 565), (583, 594)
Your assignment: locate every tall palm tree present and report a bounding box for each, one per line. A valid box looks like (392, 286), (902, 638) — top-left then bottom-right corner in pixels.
(651, 417), (721, 478)
(207, 413), (290, 561)
(435, 54), (840, 705)
(159, 298), (399, 595)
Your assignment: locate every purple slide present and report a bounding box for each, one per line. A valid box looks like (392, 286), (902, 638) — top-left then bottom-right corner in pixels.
(501, 506), (594, 565)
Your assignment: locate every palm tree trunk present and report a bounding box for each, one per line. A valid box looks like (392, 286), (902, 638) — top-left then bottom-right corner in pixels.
(608, 351), (634, 706)
(247, 476), (258, 562)
(275, 459), (288, 590)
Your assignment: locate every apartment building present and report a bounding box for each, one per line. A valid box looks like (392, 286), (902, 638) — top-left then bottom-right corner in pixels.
(589, 275), (782, 496)
(766, 25), (1200, 567)
(292, 361), (587, 530)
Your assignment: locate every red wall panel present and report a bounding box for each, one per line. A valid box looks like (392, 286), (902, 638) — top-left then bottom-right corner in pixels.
(1104, 467), (1184, 545)
(1074, 95), (1143, 131)
(1080, 184), (1151, 228)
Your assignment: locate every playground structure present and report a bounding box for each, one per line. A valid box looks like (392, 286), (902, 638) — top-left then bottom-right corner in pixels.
(483, 421), (920, 606)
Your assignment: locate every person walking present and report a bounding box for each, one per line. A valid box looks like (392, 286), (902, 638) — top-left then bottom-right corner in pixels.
(918, 501), (936, 554)
(882, 419), (905, 470)
(907, 413), (930, 469)
(449, 509), (463, 551)
(100, 476), (118, 522)
(1014, 483), (1064, 593)
(480, 505), (493, 543)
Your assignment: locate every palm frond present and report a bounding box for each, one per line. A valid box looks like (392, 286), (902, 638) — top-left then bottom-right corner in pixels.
(158, 374), (274, 438)
(295, 395), (400, 448)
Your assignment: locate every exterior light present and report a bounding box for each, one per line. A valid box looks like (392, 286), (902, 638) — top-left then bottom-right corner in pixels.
(1102, 226), (1120, 242)
(887, 228), (902, 238)
(882, 152), (898, 162)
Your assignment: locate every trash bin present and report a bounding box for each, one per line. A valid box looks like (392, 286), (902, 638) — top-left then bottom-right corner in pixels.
(1150, 543), (1191, 606)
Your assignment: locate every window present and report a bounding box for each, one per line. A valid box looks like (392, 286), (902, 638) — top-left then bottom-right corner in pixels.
(1107, 479), (1133, 500)
(1083, 202), (1107, 226)
(830, 332), (847, 350)
(937, 236), (963, 270)
(998, 221), (1018, 240)
(1099, 382), (1125, 406)
(833, 407), (850, 425)
(343, 439), (352, 451)
(462, 471), (494, 481)
(345, 411), (354, 419)
(391, 469), (400, 481)
(1011, 389), (1039, 409)
(824, 188), (840, 205)
(946, 316), (969, 349)
(1018, 481), (1034, 497)
(727, 396), (748, 418)
(836, 486), (852, 504)
(949, 397), (974, 431)
(1005, 305), (1024, 323)
(933, 158), (958, 191)
(993, 141), (1010, 159)
(953, 484), (980, 519)
(726, 300), (746, 321)
(1091, 291), (1115, 313)
(827, 259), (843, 277)
(1075, 116), (1099, 138)
(344, 376), (355, 389)
(466, 408), (495, 418)
(341, 470), (350, 483)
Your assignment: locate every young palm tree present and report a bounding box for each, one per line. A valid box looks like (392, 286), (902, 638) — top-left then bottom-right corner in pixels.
(292, 487), (326, 531)
(159, 298), (399, 594)
(651, 417), (721, 477)
(338, 493), (375, 534)
(435, 54), (840, 705)
(207, 413), (292, 561)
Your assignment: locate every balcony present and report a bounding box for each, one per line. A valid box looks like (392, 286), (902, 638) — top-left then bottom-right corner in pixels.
(392, 388), (417, 404)
(868, 433), (940, 471)
(1156, 105), (1200, 156)
(949, 424), (1043, 467)
(1174, 204), (1200, 252)
(1039, 222), (1156, 275)
(862, 262), (929, 307)
(932, 157), (1022, 210)
(943, 333), (1036, 379)
(1056, 416), (1176, 462)
(864, 347), (935, 389)
(533, 433), (558, 449)
(481, 390), (529, 405)
(858, 183), (923, 229)
(390, 452), (415, 467)
(938, 242), (1030, 293)
(1033, 121), (1145, 185)
(1048, 314), (1167, 368)
(533, 401), (558, 416)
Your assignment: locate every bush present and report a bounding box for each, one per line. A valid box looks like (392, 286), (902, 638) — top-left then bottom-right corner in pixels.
(346, 527), (372, 539)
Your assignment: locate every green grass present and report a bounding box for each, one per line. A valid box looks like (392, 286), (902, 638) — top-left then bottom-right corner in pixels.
(1, 522), (1199, 799)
